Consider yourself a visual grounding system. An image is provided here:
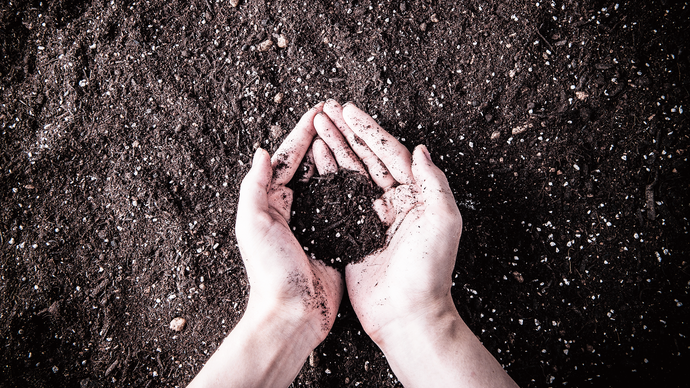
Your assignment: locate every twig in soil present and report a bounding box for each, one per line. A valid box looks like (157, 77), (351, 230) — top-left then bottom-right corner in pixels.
(344, 233), (360, 251)
(236, 121), (242, 150)
(322, 216), (350, 232)
(91, 278), (109, 298)
(535, 24), (554, 52)
(156, 352), (164, 374)
(243, 75), (259, 90)
(105, 360), (119, 376)
(645, 175), (658, 221)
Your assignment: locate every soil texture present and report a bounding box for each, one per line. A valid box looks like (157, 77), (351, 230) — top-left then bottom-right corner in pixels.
(1, 0), (689, 387)
(290, 169), (386, 272)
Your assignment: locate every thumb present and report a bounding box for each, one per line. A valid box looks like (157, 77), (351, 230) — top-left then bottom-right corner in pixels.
(238, 148), (273, 216)
(411, 145), (452, 200)
(411, 145), (462, 229)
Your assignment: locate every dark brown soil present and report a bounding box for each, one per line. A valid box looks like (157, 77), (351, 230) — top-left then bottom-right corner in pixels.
(290, 169), (385, 272)
(1, 0), (688, 387)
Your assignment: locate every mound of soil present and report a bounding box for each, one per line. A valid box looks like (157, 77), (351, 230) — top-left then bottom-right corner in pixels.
(290, 169), (386, 272)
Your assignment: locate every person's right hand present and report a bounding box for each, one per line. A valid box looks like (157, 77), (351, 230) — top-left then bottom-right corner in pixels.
(314, 100), (462, 345)
(315, 100), (517, 388)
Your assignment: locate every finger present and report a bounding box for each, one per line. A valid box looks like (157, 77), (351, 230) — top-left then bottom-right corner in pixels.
(341, 102), (413, 185)
(238, 148), (273, 216)
(297, 147), (316, 183)
(314, 112), (367, 174)
(313, 138), (338, 175)
(411, 145), (462, 232)
(323, 99), (397, 189)
(271, 102), (325, 185)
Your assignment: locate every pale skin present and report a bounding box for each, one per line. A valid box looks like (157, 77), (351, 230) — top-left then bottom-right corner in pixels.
(188, 100), (518, 388)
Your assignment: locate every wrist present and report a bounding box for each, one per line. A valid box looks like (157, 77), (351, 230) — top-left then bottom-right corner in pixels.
(374, 297), (461, 354)
(243, 297), (325, 352)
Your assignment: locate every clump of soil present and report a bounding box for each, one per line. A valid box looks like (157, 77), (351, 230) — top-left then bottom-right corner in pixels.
(290, 169), (386, 271)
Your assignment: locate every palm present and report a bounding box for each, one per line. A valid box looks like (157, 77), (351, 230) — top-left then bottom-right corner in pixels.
(243, 195), (339, 318)
(346, 191), (460, 341)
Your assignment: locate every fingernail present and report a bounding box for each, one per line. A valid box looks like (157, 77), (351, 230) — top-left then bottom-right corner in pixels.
(253, 147), (263, 162)
(419, 145), (432, 161)
(343, 101), (355, 108)
(314, 112), (328, 123)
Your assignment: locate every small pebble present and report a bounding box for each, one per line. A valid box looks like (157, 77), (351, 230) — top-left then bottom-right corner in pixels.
(274, 92), (284, 104)
(512, 124), (530, 135)
(490, 131), (501, 140)
(230, 0), (240, 7)
(257, 40), (273, 52)
(277, 34), (289, 48)
(270, 125), (283, 139)
(419, 23), (427, 32)
(169, 317), (186, 332)
(575, 91), (589, 100)
(430, 14), (439, 23)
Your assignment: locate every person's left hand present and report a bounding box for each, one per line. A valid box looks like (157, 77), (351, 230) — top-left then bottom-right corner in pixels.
(235, 102), (344, 347)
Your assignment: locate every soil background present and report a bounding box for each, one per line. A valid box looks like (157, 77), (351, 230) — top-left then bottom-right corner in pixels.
(1, 0), (688, 387)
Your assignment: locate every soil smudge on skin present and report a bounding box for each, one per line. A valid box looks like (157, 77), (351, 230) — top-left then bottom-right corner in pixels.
(290, 169), (386, 271)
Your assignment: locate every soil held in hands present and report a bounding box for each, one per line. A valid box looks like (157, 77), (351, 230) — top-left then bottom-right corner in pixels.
(290, 169), (386, 271)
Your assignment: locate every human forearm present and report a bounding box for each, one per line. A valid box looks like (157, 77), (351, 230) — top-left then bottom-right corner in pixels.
(188, 302), (320, 388)
(375, 297), (518, 388)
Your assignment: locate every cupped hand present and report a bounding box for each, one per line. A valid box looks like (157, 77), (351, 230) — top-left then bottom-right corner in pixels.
(235, 102), (343, 346)
(314, 100), (463, 345)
